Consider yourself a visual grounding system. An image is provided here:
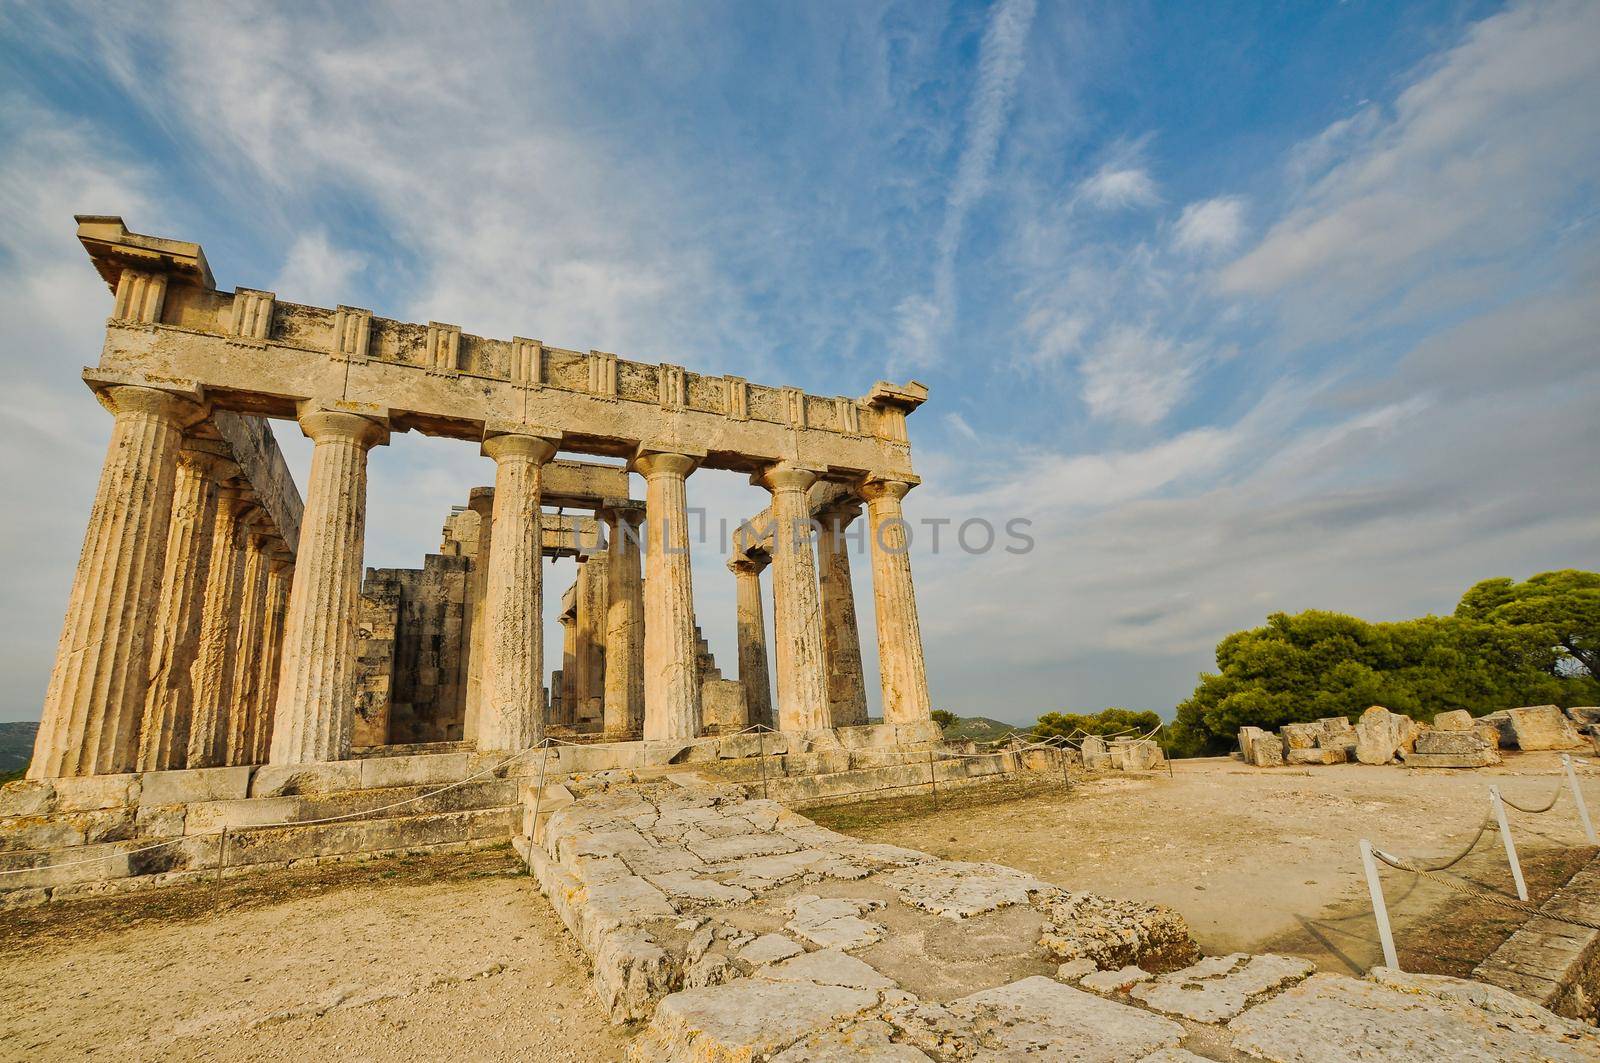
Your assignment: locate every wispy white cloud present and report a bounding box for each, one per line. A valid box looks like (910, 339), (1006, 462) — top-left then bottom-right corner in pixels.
(270, 231), (365, 308)
(1077, 323), (1204, 426)
(1172, 196), (1245, 255)
(1079, 165), (1159, 210)
(891, 0), (1037, 371)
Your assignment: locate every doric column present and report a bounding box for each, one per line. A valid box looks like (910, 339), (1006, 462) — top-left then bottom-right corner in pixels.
(602, 504), (645, 736)
(861, 477), (932, 725)
(461, 486), (494, 744)
(634, 449), (702, 741)
(476, 429), (558, 751)
(558, 584), (579, 727)
(817, 502), (869, 727)
(268, 407), (388, 765)
(251, 551), (292, 763)
(575, 550), (610, 730)
(224, 529), (272, 765)
(137, 446), (222, 771)
(729, 555), (774, 729)
(187, 488), (251, 768)
(757, 463), (830, 732)
(30, 384), (203, 779)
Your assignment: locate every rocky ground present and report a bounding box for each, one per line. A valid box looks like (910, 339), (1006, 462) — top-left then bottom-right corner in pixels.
(820, 750), (1600, 976)
(2, 751), (1595, 1060)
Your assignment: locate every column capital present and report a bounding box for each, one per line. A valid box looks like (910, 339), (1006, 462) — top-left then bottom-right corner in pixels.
(602, 501), (643, 527)
(481, 421), (560, 463)
(178, 442), (240, 482)
(728, 553), (768, 576)
(296, 403), (389, 449)
(755, 462), (822, 495)
(87, 377), (208, 426)
(858, 475), (920, 503)
(481, 430), (559, 464)
(632, 446), (703, 479)
(817, 498), (864, 527)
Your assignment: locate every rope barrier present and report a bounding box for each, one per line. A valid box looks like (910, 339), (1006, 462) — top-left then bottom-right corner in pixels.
(1371, 847), (1600, 933)
(1499, 782), (1564, 815)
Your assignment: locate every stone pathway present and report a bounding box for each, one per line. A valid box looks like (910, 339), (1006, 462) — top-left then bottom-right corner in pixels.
(524, 771), (1600, 1061)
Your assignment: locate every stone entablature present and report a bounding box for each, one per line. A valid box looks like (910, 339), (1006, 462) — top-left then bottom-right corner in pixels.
(78, 216), (925, 482)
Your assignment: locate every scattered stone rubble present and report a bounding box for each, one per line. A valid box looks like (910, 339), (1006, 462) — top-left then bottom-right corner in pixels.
(527, 772), (1600, 1061)
(1234, 703), (1600, 769)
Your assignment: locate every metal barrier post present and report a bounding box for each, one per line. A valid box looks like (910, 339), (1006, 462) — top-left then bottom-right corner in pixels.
(758, 728), (769, 800)
(1489, 786), (1530, 901)
(928, 748), (938, 811)
(1360, 839), (1400, 971)
(1564, 754), (1598, 844)
(525, 742), (551, 876)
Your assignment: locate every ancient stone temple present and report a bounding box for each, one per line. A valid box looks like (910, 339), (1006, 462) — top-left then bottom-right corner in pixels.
(26, 216), (934, 780)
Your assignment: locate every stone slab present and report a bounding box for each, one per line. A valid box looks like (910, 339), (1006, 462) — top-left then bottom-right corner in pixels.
(139, 765), (255, 806)
(627, 980), (880, 1062)
(1402, 751), (1495, 768)
(250, 760), (363, 798)
(1130, 952), (1315, 1022)
(1227, 971), (1600, 1062)
(1413, 730), (1487, 755)
(357, 751), (470, 789)
(942, 976), (1184, 1060)
(881, 860), (1053, 919)
(755, 949), (896, 990)
(1432, 709), (1475, 731)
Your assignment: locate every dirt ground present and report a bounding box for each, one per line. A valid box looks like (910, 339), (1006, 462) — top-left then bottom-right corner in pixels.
(3, 752), (1595, 1060)
(0, 848), (637, 1062)
(815, 751), (1600, 977)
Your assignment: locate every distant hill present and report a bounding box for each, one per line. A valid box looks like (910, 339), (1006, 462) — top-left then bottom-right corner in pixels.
(941, 716), (1027, 742)
(0, 721), (38, 776)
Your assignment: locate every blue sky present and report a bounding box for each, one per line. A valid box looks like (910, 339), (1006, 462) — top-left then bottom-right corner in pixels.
(1, 1), (1596, 725)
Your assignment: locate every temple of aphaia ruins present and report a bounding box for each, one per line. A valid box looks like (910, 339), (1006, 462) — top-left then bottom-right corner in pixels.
(8, 217), (1600, 1061)
(26, 216), (933, 784)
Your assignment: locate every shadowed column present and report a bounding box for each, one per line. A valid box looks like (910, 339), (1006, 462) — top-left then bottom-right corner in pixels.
(817, 501), (869, 727)
(30, 384), (204, 779)
(461, 486), (494, 744)
(634, 448), (702, 741)
(224, 528), (272, 765)
(478, 430), (558, 751)
(187, 488), (251, 768)
(758, 463), (829, 732)
(251, 551), (293, 763)
(861, 477), (932, 725)
(269, 407), (388, 765)
(729, 555), (774, 729)
(137, 445), (222, 770)
(602, 504), (646, 736)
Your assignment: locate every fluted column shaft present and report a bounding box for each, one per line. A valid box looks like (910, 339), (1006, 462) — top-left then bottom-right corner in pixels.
(187, 490), (250, 768)
(137, 448), (221, 770)
(251, 556), (292, 763)
(224, 531), (271, 764)
(575, 552), (609, 730)
(477, 432), (557, 751)
(862, 478), (932, 725)
(635, 451), (701, 741)
(760, 465), (830, 731)
(559, 590), (579, 727)
(603, 508), (645, 735)
(461, 486), (495, 744)
(818, 504), (869, 727)
(30, 386), (200, 779)
(730, 557), (774, 729)
(269, 409), (388, 765)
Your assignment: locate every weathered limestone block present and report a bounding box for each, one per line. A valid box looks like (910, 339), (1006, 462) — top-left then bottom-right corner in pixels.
(1280, 721), (1323, 751)
(889, 977), (1185, 1061)
(1353, 705), (1420, 765)
(882, 860), (1054, 919)
(1287, 747), (1346, 765)
(1414, 730), (1489, 756)
(754, 948), (896, 990)
(1129, 952), (1316, 1023)
(738, 934), (804, 966)
(1239, 727), (1284, 767)
(1078, 964), (1154, 995)
(1403, 750), (1498, 768)
(1227, 971), (1600, 1062)
(782, 895), (886, 950)
(1037, 892), (1198, 971)
(1080, 734), (1113, 771)
(626, 980), (882, 1063)
(1433, 709), (1475, 731)
(1480, 705), (1586, 751)
(1110, 738), (1163, 771)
